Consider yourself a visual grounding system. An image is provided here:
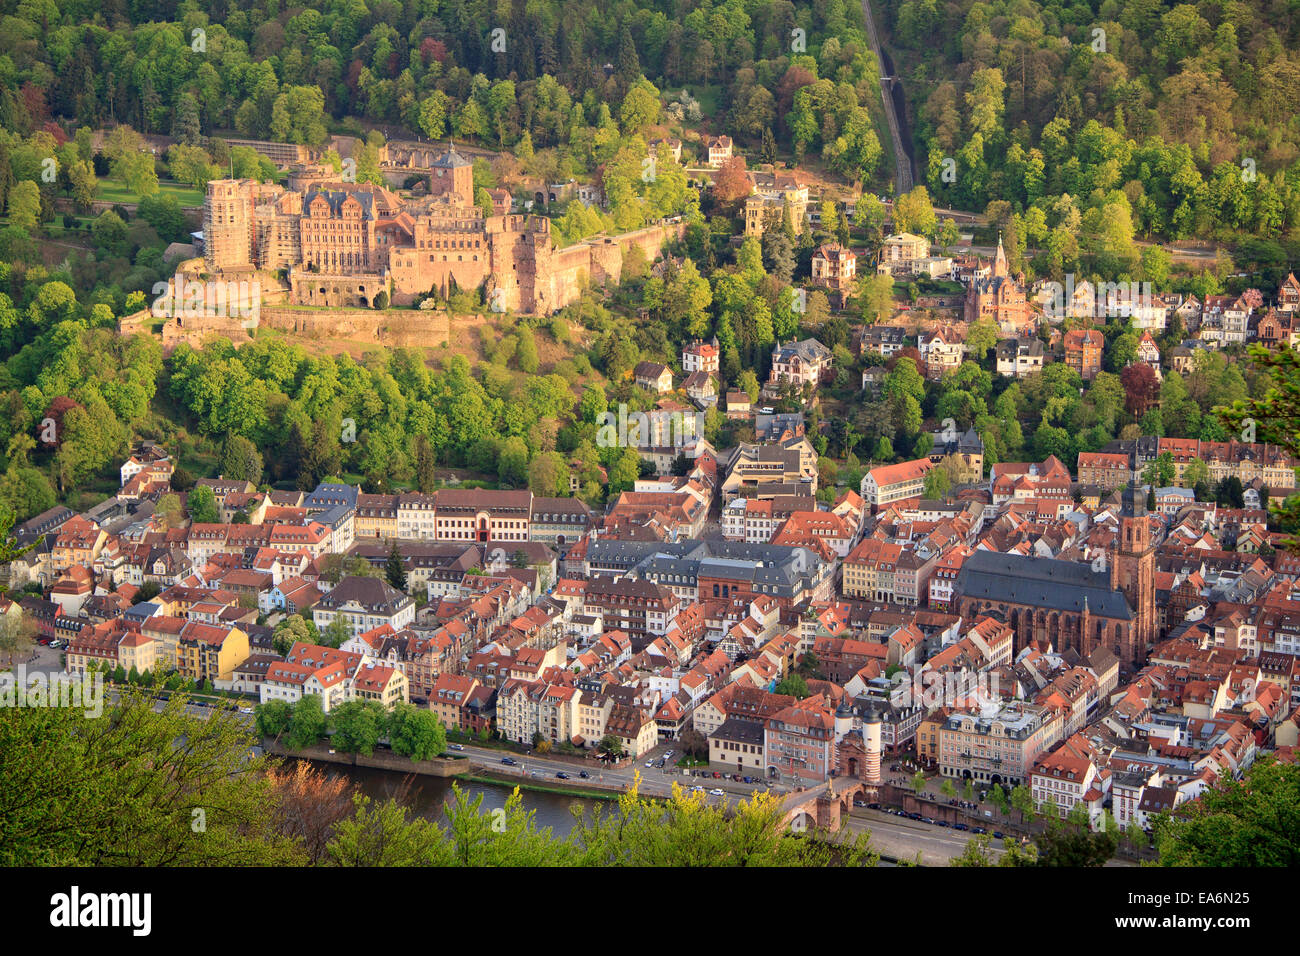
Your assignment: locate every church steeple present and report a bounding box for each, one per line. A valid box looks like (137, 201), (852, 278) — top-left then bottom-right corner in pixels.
(993, 232), (1007, 278)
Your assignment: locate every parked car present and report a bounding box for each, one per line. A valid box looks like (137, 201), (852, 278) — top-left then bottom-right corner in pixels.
(742, 776), (753, 784)
(238, 706), (254, 715)
(868, 802), (881, 810)
(664, 750), (674, 759)
(645, 760), (654, 768)
(972, 827), (986, 834)
(712, 771), (721, 779)
(953, 823), (969, 831)
(993, 831), (1004, 839)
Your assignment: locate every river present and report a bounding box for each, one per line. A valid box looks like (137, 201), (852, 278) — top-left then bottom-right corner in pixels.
(314, 761), (603, 837)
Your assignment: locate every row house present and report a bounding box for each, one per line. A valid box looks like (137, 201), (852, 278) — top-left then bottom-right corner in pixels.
(1030, 734), (1110, 827)
(937, 701), (1063, 787)
(581, 577), (679, 649)
(312, 575), (415, 639)
(721, 495), (817, 543)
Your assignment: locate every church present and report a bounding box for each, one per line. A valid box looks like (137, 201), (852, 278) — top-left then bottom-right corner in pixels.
(964, 235), (1031, 335)
(953, 487), (1157, 666)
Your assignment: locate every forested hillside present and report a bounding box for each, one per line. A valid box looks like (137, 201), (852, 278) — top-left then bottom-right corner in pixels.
(880, 0), (1300, 260)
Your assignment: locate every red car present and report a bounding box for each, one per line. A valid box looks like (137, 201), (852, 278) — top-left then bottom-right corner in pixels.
(712, 771), (721, 779)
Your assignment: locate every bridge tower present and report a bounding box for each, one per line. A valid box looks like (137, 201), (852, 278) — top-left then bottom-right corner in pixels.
(863, 705), (883, 786)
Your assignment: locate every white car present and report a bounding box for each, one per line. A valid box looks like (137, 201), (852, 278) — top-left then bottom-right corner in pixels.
(689, 785), (705, 793)
(645, 760), (654, 768)
(238, 706), (254, 715)
(709, 788), (725, 796)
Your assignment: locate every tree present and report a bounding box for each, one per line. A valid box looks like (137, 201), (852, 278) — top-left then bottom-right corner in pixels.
(255, 699), (293, 738)
(965, 320), (999, 362)
(329, 700), (386, 756)
(855, 272), (894, 324)
(387, 703), (447, 761)
(321, 615), (351, 649)
(1121, 362), (1160, 417)
(264, 761), (356, 866)
(598, 734), (625, 758)
(1155, 758), (1300, 865)
(940, 779), (956, 798)
(923, 467), (952, 499)
(187, 485), (219, 524)
(7, 180), (41, 231)
(220, 434), (263, 486)
(1010, 784), (1034, 822)
(713, 156), (750, 203)
(912, 772), (927, 793)
(1034, 815), (1119, 866)
(1216, 345), (1300, 549)
(385, 540), (408, 593)
(285, 694), (328, 750)
(272, 616), (313, 656)
(0, 689), (303, 865)
(774, 673), (809, 699)
(892, 185), (937, 236)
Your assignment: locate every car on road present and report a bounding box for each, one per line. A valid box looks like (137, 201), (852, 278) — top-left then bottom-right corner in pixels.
(556, 772), (570, 779)
(501, 757), (518, 766)
(993, 831), (1004, 840)
(578, 770), (590, 779)
(449, 743), (464, 751)
(709, 788), (724, 796)
(689, 785), (704, 793)
(972, 827), (986, 834)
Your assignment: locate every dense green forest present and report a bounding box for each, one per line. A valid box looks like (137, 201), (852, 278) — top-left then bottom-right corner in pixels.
(881, 0), (1300, 261)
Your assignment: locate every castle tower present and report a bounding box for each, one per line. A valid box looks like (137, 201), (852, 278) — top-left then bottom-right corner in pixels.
(429, 143), (475, 208)
(1111, 485), (1157, 663)
(204, 180), (256, 271)
(993, 232), (1007, 278)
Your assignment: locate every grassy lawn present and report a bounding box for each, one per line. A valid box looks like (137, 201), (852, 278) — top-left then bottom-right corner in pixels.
(96, 179), (204, 208)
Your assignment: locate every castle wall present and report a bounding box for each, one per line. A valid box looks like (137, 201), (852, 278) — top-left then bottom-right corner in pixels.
(146, 306), (485, 353)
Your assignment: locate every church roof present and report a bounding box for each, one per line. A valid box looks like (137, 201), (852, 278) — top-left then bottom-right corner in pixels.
(955, 551), (1134, 620)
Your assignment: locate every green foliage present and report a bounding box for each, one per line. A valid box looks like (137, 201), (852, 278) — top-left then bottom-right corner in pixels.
(0, 689), (303, 865)
(1155, 759), (1300, 866)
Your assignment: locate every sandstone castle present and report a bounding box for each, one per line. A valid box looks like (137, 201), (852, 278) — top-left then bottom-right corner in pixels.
(202, 144), (683, 314)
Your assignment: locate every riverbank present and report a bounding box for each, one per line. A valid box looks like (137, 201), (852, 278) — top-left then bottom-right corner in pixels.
(455, 770), (625, 801)
(262, 738), (467, 777)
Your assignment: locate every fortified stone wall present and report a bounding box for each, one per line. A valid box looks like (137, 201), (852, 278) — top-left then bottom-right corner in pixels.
(127, 306), (480, 354)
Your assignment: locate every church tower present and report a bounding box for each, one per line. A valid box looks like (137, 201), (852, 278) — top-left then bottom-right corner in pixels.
(1111, 485), (1157, 663)
(993, 232), (1008, 278)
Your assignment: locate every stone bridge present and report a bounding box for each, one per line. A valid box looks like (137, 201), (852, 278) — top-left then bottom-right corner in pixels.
(779, 776), (880, 833)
